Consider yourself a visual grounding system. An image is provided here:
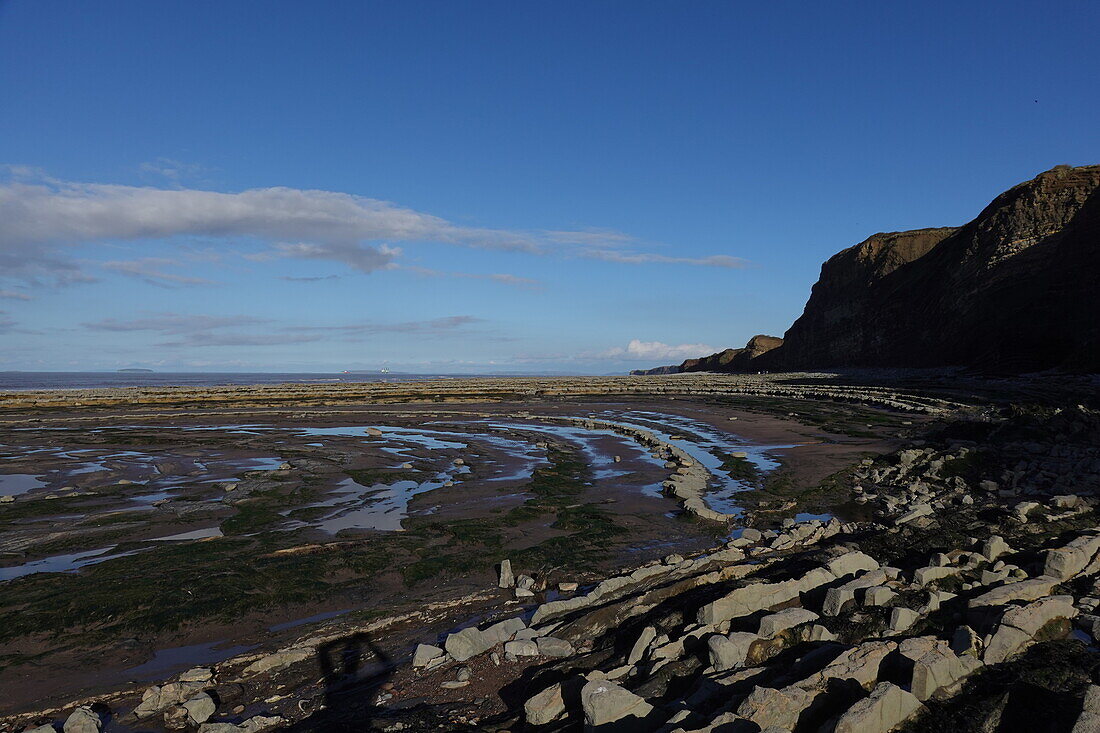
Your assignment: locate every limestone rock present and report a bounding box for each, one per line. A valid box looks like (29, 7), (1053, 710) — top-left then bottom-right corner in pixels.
(628, 626), (657, 665)
(758, 608), (819, 638)
(580, 680), (654, 729)
(63, 708), (101, 733)
(525, 682), (566, 726)
(536, 636), (574, 657)
(182, 693), (216, 725)
(833, 682), (924, 733)
(412, 643), (443, 667)
(243, 647), (311, 675)
(498, 559), (514, 588)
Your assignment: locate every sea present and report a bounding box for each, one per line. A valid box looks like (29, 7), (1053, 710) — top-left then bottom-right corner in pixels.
(0, 372), (473, 391)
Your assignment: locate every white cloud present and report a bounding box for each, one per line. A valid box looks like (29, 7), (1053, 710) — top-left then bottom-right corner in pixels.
(0, 170), (750, 285)
(601, 339), (716, 361)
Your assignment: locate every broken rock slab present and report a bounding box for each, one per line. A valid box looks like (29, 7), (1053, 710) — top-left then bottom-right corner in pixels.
(580, 680), (655, 730)
(833, 682), (924, 733)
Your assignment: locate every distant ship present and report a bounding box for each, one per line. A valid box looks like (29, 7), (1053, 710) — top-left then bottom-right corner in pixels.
(380, 368), (390, 374)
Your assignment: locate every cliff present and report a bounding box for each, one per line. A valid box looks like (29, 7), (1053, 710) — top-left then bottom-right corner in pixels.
(773, 164), (1100, 372)
(641, 164), (1100, 375)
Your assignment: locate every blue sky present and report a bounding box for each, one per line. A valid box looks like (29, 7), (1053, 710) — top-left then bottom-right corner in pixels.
(1, 1), (1097, 373)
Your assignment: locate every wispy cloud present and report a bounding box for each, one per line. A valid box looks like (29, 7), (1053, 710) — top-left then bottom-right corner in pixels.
(601, 339), (716, 361)
(400, 266), (542, 290)
(285, 315), (482, 337)
(581, 250), (749, 268)
(279, 274), (342, 282)
(83, 313), (270, 335)
(0, 290), (32, 301)
(0, 311), (15, 333)
(138, 157), (214, 186)
(0, 170), (749, 286)
(101, 258), (218, 287)
(80, 312), (485, 348)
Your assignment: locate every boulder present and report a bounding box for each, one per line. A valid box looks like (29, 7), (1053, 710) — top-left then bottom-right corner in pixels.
(758, 608), (819, 638)
(498, 560), (514, 588)
(580, 680), (654, 729)
(697, 567), (835, 625)
(833, 682), (924, 733)
(984, 595), (1077, 664)
(242, 647), (311, 675)
(182, 693), (216, 725)
(628, 626), (657, 665)
(1072, 685), (1100, 733)
(536, 636), (574, 657)
(446, 627), (492, 662)
(969, 576), (1059, 608)
(525, 682), (567, 726)
(1045, 533), (1100, 580)
(826, 551), (880, 578)
(412, 643), (443, 668)
(708, 632), (759, 672)
(63, 708), (101, 733)
(889, 607), (920, 634)
(898, 636), (982, 700)
(504, 639), (538, 657)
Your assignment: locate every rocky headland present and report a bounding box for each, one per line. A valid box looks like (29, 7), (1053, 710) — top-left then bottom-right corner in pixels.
(637, 164), (1100, 376)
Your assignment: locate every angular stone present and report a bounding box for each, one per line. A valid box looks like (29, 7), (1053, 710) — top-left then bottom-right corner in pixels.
(697, 567), (835, 625)
(1072, 685), (1100, 733)
(498, 559), (514, 588)
(736, 684), (816, 730)
(242, 647), (311, 675)
(63, 707), (102, 733)
(896, 504), (933, 524)
(865, 586), (897, 607)
(179, 667), (213, 684)
(826, 551), (880, 578)
(899, 636), (983, 701)
(758, 608), (819, 637)
(983, 535), (1011, 561)
(536, 636), (574, 657)
(984, 596), (1077, 664)
(412, 643), (443, 667)
(708, 632), (759, 672)
(580, 680), (654, 728)
(1045, 534), (1100, 580)
(504, 639), (538, 657)
(525, 683), (566, 726)
(183, 693), (216, 725)
(889, 607), (920, 634)
(969, 576), (1059, 608)
(628, 626), (657, 665)
(834, 682), (924, 733)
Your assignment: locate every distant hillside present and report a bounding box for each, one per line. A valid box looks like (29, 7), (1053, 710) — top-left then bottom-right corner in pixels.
(636, 164), (1100, 375)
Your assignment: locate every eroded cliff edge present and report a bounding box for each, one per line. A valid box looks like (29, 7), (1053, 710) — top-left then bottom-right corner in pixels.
(640, 164), (1100, 375)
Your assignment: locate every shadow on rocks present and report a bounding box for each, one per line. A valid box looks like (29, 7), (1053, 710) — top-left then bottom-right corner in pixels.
(285, 632), (394, 732)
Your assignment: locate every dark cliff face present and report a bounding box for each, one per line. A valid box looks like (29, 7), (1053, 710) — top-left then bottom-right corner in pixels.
(764, 164), (1100, 373)
(680, 335), (784, 373)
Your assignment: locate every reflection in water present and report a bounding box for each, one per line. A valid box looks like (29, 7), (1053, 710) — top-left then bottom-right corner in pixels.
(0, 545), (147, 582)
(0, 473), (48, 497)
